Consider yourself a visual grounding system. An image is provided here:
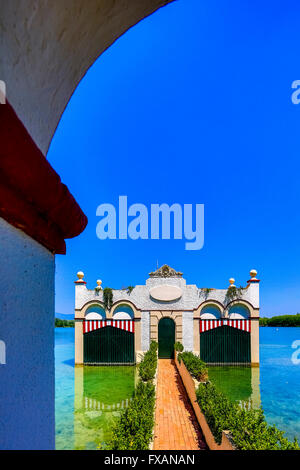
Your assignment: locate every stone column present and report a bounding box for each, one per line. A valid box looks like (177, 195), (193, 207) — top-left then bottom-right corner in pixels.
(193, 313), (200, 355)
(251, 318), (260, 365)
(174, 313), (182, 343)
(75, 320), (84, 364)
(247, 269), (260, 366)
(182, 311), (194, 351)
(141, 311), (150, 352)
(134, 317), (142, 362)
(150, 312), (158, 342)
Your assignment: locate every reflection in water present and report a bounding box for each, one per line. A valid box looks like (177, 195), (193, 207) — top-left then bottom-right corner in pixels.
(208, 366), (261, 409)
(56, 328), (300, 447)
(74, 366), (136, 449)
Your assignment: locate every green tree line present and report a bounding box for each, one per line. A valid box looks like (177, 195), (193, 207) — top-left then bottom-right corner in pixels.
(260, 314), (300, 327)
(55, 318), (74, 327)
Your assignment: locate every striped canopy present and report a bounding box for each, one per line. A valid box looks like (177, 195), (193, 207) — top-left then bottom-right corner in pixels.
(200, 319), (251, 333)
(83, 319), (135, 334)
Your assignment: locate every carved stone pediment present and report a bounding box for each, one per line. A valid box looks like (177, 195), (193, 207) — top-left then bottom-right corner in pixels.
(149, 264), (183, 278)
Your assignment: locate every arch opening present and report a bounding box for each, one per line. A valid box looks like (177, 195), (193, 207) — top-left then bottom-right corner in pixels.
(85, 305), (106, 320)
(228, 304), (250, 320)
(113, 305), (134, 320)
(200, 304), (222, 319)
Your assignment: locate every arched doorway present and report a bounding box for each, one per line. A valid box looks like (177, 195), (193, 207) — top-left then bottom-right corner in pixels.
(158, 317), (175, 359)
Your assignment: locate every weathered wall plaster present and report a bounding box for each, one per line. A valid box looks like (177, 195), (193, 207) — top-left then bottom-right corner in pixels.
(0, 217), (55, 449)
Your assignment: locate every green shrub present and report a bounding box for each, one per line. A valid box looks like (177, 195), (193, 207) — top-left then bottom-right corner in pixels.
(106, 380), (155, 450)
(138, 341), (158, 382)
(225, 285), (244, 303)
(259, 317), (269, 326)
(104, 342), (158, 450)
(196, 382), (299, 450)
(174, 341), (184, 352)
(178, 351), (208, 382)
(149, 340), (158, 352)
(103, 287), (113, 310)
(196, 381), (234, 444)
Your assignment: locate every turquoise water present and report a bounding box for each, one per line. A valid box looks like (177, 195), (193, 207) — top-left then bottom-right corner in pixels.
(55, 327), (300, 448)
(55, 328), (136, 450)
(55, 328), (75, 450)
(208, 327), (300, 442)
(260, 327), (300, 441)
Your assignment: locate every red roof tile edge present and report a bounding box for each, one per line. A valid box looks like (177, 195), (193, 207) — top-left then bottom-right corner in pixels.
(0, 102), (88, 254)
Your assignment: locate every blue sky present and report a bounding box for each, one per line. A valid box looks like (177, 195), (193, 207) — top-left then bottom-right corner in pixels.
(48, 0), (300, 317)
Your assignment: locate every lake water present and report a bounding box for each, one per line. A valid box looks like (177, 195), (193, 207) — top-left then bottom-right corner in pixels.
(55, 328), (136, 450)
(55, 327), (300, 449)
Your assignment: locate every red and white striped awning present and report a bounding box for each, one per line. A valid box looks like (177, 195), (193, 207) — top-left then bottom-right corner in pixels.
(200, 319), (251, 333)
(83, 319), (135, 334)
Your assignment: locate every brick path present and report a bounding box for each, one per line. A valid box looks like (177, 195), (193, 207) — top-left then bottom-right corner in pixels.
(153, 359), (207, 450)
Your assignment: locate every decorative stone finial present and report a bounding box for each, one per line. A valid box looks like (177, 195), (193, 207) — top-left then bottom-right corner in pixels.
(229, 278), (235, 287)
(250, 269), (257, 279)
(248, 269), (260, 283)
(149, 264), (183, 278)
(95, 279), (102, 290)
(75, 271), (86, 284)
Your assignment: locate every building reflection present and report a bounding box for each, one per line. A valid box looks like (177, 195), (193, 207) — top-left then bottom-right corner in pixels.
(74, 365), (136, 449)
(207, 366), (261, 409)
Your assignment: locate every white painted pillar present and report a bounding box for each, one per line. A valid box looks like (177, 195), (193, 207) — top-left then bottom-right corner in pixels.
(0, 218), (55, 449)
(247, 269), (260, 366)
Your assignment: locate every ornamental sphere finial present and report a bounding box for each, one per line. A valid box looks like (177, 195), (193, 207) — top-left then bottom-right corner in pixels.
(250, 269), (257, 279)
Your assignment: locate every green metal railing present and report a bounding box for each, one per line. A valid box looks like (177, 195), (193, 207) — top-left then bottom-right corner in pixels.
(200, 325), (250, 364)
(84, 326), (135, 364)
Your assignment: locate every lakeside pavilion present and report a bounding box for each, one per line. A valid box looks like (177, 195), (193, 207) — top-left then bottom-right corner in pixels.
(75, 265), (260, 366)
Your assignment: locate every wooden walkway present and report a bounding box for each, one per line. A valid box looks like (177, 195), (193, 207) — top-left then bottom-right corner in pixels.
(153, 359), (207, 450)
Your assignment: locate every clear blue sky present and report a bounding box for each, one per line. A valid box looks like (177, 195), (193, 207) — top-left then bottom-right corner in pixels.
(48, 0), (300, 317)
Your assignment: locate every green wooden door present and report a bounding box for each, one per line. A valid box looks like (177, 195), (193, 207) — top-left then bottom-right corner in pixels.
(84, 326), (135, 364)
(200, 325), (250, 364)
(158, 317), (175, 359)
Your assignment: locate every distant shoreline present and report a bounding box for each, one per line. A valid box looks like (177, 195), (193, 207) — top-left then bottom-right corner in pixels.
(55, 318), (74, 327)
(260, 314), (300, 327)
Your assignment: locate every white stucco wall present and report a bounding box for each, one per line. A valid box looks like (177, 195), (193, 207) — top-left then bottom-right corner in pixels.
(0, 217), (55, 450)
(75, 279), (258, 312)
(182, 311), (194, 351)
(141, 311), (150, 351)
(246, 282), (259, 309)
